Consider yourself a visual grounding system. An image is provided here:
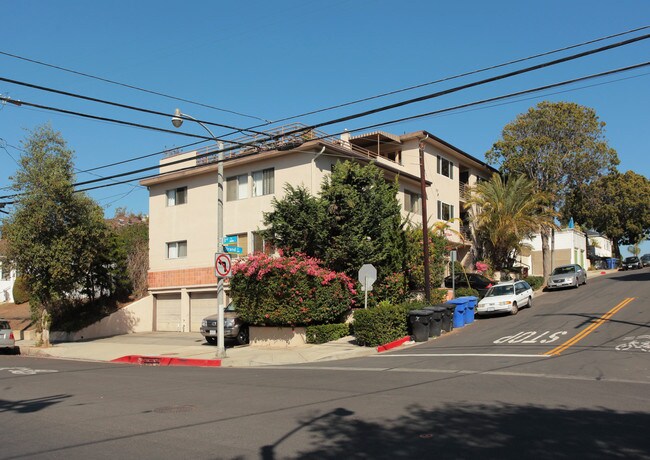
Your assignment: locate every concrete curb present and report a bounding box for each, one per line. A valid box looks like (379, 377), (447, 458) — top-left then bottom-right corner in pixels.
(111, 355), (221, 367)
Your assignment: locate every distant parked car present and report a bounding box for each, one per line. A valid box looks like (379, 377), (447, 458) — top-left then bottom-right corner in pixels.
(476, 280), (534, 316)
(200, 303), (249, 345)
(444, 273), (495, 297)
(621, 256), (642, 270)
(641, 254), (650, 267)
(0, 319), (16, 353)
(547, 264), (587, 290)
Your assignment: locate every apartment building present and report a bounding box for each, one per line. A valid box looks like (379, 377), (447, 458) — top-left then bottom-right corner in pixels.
(141, 125), (496, 332)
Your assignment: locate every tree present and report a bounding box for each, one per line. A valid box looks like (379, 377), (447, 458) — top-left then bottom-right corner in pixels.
(262, 184), (328, 259)
(467, 173), (557, 270)
(1, 125), (113, 345)
(568, 171), (650, 258)
(262, 161), (407, 283)
(319, 161), (406, 280)
(109, 209), (149, 299)
(486, 101), (619, 280)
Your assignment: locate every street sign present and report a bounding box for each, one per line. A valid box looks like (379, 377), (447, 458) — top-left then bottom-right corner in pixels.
(224, 246), (243, 254)
(214, 253), (232, 278)
(223, 235), (238, 245)
(358, 264), (377, 292)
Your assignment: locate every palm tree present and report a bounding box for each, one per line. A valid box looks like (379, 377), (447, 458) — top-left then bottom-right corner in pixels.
(467, 173), (557, 271)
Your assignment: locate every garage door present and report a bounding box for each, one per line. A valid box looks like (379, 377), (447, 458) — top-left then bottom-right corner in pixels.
(190, 292), (218, 332)
(156, 293), (181, 331)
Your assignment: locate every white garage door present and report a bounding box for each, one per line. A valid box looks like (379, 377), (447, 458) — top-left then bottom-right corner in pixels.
(190, 292), (218, 332)
(156, 293), (181, 331)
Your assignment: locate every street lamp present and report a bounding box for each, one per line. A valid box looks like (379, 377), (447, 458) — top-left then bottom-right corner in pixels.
(171, 108), (226, 358)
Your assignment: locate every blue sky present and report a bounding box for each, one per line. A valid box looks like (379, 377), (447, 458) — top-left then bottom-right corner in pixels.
(1, 0), (649, 256)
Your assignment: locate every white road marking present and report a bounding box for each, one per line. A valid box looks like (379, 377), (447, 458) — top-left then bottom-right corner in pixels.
(375, 353), (550, 358)
(0, 367), (59, 375)
(494, 330), (567, 344)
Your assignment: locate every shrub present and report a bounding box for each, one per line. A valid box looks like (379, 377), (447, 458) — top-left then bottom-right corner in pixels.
(306, 323), (350, 344)
(524, 276), (544, 291)
(230, 252), (356, 327)
(431, 288), (450, 304)
(12, 276), (30, 304)
(455, 287), (479, 298)
(353, 301), (411, 347)
(373, 271), (408, 305)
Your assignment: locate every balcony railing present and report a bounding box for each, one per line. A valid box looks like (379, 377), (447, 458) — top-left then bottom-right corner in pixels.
(459, 182), (470, 201)
(162, 123), (400, 166)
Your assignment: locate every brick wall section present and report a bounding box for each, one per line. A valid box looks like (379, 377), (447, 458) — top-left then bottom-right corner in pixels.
(148, 267), (216, 288)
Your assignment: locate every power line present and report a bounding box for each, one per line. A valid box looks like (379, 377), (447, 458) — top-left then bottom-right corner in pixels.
(0, 76), (271, 137)
(261, 25), (650, 126)
(0, 50), (271, 123)
(58, 60), (650, 195)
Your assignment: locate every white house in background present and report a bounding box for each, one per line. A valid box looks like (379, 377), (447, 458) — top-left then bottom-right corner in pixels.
(0, 262), (16, 303)
(586, 230), (614, 260)
(517, 228), (588, 276)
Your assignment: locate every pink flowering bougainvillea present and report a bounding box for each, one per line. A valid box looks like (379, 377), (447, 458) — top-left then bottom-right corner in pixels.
(229, 252), (356, 327)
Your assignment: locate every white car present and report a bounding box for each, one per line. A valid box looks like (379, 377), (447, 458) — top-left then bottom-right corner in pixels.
(476, 280), (534, 316)
(0, 319), (16, 353)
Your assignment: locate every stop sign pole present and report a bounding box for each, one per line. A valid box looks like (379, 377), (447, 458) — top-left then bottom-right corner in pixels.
(358, 264), (377, 309)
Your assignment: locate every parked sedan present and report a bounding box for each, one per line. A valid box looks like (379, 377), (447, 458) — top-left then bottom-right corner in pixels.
(0, 319), (16, 353)
(621, 256), (642, 270)
(546, 264), (587, 290)
(476, 280), (534, 316)
(641, 254), (650, 268)
(200, 303), (249, 345)
(444, 273), (495, 297)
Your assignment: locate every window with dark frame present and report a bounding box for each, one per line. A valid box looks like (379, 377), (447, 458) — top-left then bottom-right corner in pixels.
(437, 155), (453, 179)
(437, 200), (454, 221)
(405, 190), (422, 215)
(166, 187), (187, 206)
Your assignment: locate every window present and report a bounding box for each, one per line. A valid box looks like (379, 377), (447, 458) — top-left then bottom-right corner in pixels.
(166, 241), (187, 259)
(252, 168), (275, 197)
(226, 174), (248, 201)
(166, 187), (187, 206)
(404, 191), (422, 215)
(225, 232), (248, 258)
(437, 155), (453, 179)
(437, 200), (454, 221)
(252, 231), (273, 254)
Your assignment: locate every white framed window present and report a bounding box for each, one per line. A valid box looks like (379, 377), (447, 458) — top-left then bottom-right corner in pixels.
(404, 191), (422, 215)
(437, 155), (453, 179)
(252, 168), (275, 197)
(166, 240), (187, 259)
(437, 200), (454, 221)
(166, 187), (187, 206)
(226, 174), (248, 201)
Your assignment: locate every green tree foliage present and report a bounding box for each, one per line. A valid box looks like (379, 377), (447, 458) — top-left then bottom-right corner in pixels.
(263, 161), (407, 282)
(467, 173), (557, 270)
(567, 171), (650, 257)
(1, 125), (113, 344)
(404, 226), (446, 290)
(486, 101), (618, 280)
(109, 209), (149, 299)
(262, 184), (328, 259)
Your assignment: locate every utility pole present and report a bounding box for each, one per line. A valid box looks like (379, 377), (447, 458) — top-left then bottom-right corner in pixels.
(419, 137), (431, 303)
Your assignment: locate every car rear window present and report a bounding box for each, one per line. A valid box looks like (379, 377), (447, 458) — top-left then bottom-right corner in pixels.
(487, 285), (514, 296)
(552, 266), (575, 275)
(0, 321), (10, 329)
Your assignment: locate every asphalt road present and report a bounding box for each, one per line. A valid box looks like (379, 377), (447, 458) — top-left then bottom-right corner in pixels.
(1, 269), (648, 459)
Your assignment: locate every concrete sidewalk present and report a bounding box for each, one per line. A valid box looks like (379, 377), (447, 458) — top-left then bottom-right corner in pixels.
(14, 332), (382, 367)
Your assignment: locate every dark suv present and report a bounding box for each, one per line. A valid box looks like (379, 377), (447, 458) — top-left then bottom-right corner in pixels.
(621, 256), (642, 270)
(641, 254), (650, 267)
(200, 303), (249, 345)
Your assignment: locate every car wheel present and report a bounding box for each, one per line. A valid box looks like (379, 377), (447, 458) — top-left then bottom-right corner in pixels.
(574, 279), (579, 288)
(511, 302), (519, 315)
(205, 336), (217, 345)
(236, 326), (249, 345)
(527, 296), (533, 309)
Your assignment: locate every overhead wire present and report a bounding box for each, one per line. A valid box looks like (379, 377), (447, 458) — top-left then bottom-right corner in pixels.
(0, 50), (271, 123)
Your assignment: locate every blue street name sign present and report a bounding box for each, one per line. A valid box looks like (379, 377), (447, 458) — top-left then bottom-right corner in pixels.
(223, 235), (238, 245)
(224, 246), (243, 254)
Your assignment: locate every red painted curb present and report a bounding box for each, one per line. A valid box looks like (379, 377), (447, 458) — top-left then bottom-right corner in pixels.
(377, 336), (411, 353)
(111, 355), (221, 367)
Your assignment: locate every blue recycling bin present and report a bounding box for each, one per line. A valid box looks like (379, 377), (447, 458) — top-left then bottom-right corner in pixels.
(457, 296), (478, 324)
(448, 298), (467, 328)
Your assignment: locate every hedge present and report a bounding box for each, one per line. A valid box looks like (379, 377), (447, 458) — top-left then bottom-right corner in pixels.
(353, 302), (411, 347)
(455, 287), (479, 298)
(12, 276), (30, 304)
(306, 323), (350, 344)
(524, 276), (544, 291)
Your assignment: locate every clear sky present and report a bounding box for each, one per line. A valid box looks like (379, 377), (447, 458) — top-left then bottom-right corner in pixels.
(1, 0), (648, 256)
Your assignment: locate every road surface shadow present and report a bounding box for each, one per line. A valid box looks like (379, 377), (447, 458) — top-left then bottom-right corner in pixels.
(282, 402), (649, 459)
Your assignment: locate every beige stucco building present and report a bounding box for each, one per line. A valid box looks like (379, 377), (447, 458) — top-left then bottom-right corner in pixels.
(141, 125), (496, 332)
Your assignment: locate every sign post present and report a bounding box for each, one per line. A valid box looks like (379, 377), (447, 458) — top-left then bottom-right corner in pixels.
(358, 264), (377, 309)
